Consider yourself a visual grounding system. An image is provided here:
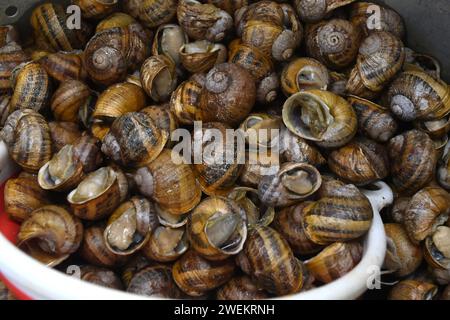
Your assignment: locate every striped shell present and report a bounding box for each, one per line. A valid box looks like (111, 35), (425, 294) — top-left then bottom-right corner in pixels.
(170, 74), (206, 125)
(127, 265), (183, 298)
(123, 0), (178, 28)
(0, 42), (29, 93)
(51, 80), (93, 123)
(388, 280), (438, 300)
(294, 0), (356, 23)
(39, 51), (87, 82)
(73, 0), (119, 19)
(216, 275), (268, 300)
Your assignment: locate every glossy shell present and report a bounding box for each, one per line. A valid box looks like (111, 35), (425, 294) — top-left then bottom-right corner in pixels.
(127, 265), (183, 298)
(73, 0), (119, 19)
(51, 80), (93, 123)
(294, 0), (357, 23)
(152, 24), (189, 65)
(180, 40), (227, 73)
(123, 0), (177, 28)
(388, 280), (438, 300)
(39, 51), (87, 82)
(140, 55), (178, 102)
(216, 275), (268, 300)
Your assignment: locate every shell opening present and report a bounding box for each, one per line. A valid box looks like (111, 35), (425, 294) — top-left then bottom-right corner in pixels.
(106, 207), (139, 251)
(205, 211), (244, 252)
(69, 167), (115, 203)
(151, 226), (188, 257)
(281, 169), (314, 195)
(40, 145), (77, 187)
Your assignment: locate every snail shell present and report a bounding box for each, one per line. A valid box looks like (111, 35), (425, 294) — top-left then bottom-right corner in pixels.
(140, 55), (178, 102)
(17, 205), (83, 267)
(282, 90), (357, 148)
(305, 241), (363, 283)
(141, 225), (189, 262)
(424, 226), (450, 270)
(84, 23), (149, 85)
(281, 57), (330, 96)
(123, 0), (178, 28)
(121, 254), (153, 287)
(0, 94), (13, 127)
(172, 250), (236, 297)
(388, 280), (438, 300)
(39, 51), (87, 82)
(347, 95), (398, 143)
(48, 121), (82, 153)
(67, 166), (129, 220)
(306, 19), (360, 70)
(236, 225), (305, 295)
(302, 178), (373, 245)
(141, 105), (178, 147)
(80, 224), (128, 268)
(96, 13), (137, 33)
(188, 196), (247, 261)
(200, 63), (256, 126)
(239, 113), (281, 150)
(4, 174), (51, 222)
(207, 0), (248, 15)
(387, 70), (450, 122)
(0, 25), (19, 47)
(170, 74), (206, 125)
(0, 42), (29, 93)
(10, 61), (51, 112)
(127, 265), (183, 298)
(384, 223), (423, 277)
(388, 130), (437, 195)
(79, 266), (123, 290)
(30, 3), (91, 52)
(180, 40), (227, 74)
(101, 112), (167, 167)
(403, 50), (441, 80)
(258, 162), (322, 208)
(404, 186), (450, 243)
(239, 149), (280, 188)
(134, 149), (202, 215)
(294, 0), (357, 23)
(1, 109), (52, 172)
(272, 202), (324, 255)
(177, 0), (233, 42)
(73, 0), (119, 19)
(51, 80), (93, 123)
(152, 24), (189, 66)
(438, 140), (450, 190)
(328, 137), (390, 186)
(104, 197), (159, 255)
(216, 275), (268, 300)
(347, 31), (405, 99)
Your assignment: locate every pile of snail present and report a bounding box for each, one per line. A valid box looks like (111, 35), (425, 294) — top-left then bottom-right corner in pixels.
(0, 0), (449, 300)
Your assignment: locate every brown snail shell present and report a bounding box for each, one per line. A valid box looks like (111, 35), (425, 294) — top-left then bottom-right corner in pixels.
(0, 94), (13, 127)
(101, 112), (167, 167)
(424, 226), (450, 270)
(350, 2), (405, 39)
(134, 149), (202, 216)
(10, 61), (51, 112)
(104, 196), (159, 255)
(416, 117), (450, 140)
(51, 80), (93, 123)
(294, 0), (357, 23)
(239, 149), (280, 188)
(79, 266), (123, 290)
(306, 19), (360, 70)
(388, 280), (438, 300)
(388, 130), (437, 195)
(0, 42), (29, 94)
(403, 50), (441, 80)
(328, 137), (390, 186)
(80, 224), (128, 268)
(4, 174), (51, 222)
(239, 113), (281, 150)
(17, 205), (83, 267)
(188, 196), (247, 261)
(180, 40), (227, 74)
(390, 197), (410, 224)
(387, 70), (450, 122)
(96, 13), (137, 33)
(305, 241), (363, 283)
(258, 162), (322, 208)
(155, 205), (189, 228)
(123, 0), (178, 28)
(301, 178), (373, 245)
(200, 63), (256, 126)
(177, 0), (233, 42)
(347, 95), (398, 143)
(73, 0), (119, 19)
(236, 225), (305, 295)
(206, 0), (248, 15)
(142, 225), (189, 262)
(384, 223), (423, 277)
(228, 39), (278, 104)
(127, 265), (183, 298)
(272, 202), (324, 256)
(140, 55), (178, 103)
(281, 57), (330, 96)
(141, 105), (178, 147)
(347, 31), (405, 99)
(39, 51), (87, 82)
(236, 1), (303, 61)
(172, 250), (236, 297)
(121, 254), (153, 287)
(84, 23), (149, 85)
(216, 275), (268, 300)
(404, 186), (450, 243)
(438, 140), (450, 190)
(67, 166), (129, 220)
(152, 24), (189, 66)
(282, 90), (358, 148)
(30, 3), (92, 52)
(38, 145), (85, 192)
(48, 121), (82, 153)
(1, 109), (52, 172)
(0, 25), (19, 47)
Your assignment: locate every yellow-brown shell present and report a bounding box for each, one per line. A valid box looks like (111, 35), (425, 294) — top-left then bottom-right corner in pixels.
(294, 0), (357, 23)
(140, 55), (178, 102)
(96, 13), (137, 33)
(39, 51), (87, 82)
(51, 80), (93, 123)
(123, 0), (178, 28)
(73, 0), (119, 19)
(216, 275), (268, 300)
(152, 24), (189, 66)
(180, 40), (227, 73)
(48, 121), (82, 153)
(388, 280), (438, 300)
(141, 225), (189, 262)
(0, 42), (29, 93)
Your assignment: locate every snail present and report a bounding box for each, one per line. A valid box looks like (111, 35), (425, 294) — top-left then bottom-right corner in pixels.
(258, 162), (322, 208)
(67, 166), (129, 220)
(282, 90), (358, 148)
(403, 49), (441, 80)
(236, 225), (305, 295)
(17, 205), (83, 267)
(388, 280), (438, 300)
(104, 197), (159, 255)
(216, 275), (268, 300)
(424, 226), (450, 270)
(347, 31), (405, 99)
(140, 55), (178, 102)
(172, 250), (236, 297)
(0, 94), (12, 127)
(236, 1), (303, 61)
(239, 149), (281, 188)
(73, 0), (119, 19)
(141, 105), (178, 147)
(123, 0), (178, 28)
(388, 130), (437, 195)
(293, 0), (357, 23)
(79, 266), (123, 290)
(187, 196), (247, 261)
(0, 25), (19, 47)
(39, 51), (87, 82)
(133, 149), (202, 216)
(206, 0), (248, 15)
(177, 0), (233, 42)
(0, 42), (29, 94)
(96, 13), (137, 33)
(180, 40), (227, 74)
(48, 122), (82, 153)
(1, 109), (52, 172)
(141, 225), (189, 262)
(306, 19), (360, 70)
(239, 113), (282, 150)
(152, 24), (189, 66)
(438, 140), (450, 190)
(384, 223), (423, 277)
(51, 80), (93, 123)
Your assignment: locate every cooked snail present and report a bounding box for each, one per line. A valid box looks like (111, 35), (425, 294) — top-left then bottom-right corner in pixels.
(142, 225), (189, 262)
(424, 226), (450, 270)
(140, 55), (178, 102)
(180, 40), (227, 74)
(152, 24), (189, 66)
